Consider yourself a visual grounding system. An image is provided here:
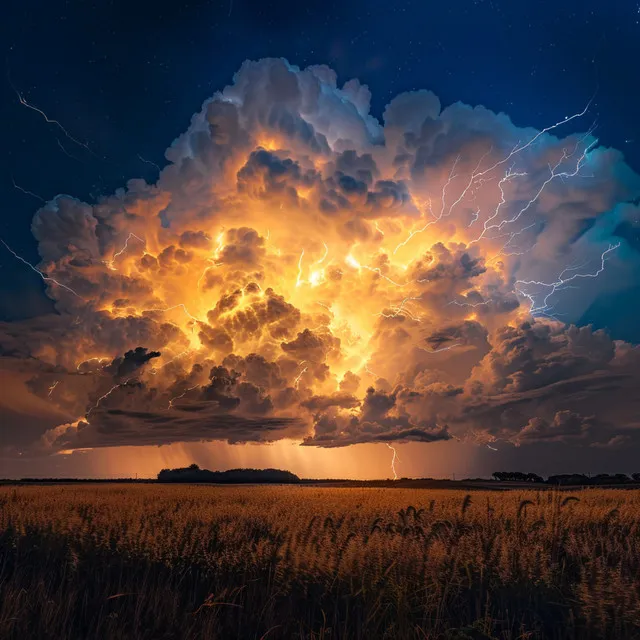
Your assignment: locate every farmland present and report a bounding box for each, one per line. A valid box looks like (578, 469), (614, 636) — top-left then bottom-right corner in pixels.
(1, 484), (639, 639)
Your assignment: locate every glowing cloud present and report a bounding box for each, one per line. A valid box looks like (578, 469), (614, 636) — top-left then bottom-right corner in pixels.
(2, 58), (640, 460)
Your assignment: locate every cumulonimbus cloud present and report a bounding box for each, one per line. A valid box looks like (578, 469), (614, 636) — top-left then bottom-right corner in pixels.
(2, 57), (640, 456)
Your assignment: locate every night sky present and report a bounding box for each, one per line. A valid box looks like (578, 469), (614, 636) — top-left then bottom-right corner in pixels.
(1, 0), (640, 479)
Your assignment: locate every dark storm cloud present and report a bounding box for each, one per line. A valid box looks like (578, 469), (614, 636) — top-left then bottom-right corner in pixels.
(425, 320), (489, 349)
(453, 322), (640, 447)
(302, 386), (453, 447)
(104, 347), (161, 379)
(512, 411), (595, 445)
(45, 410), (299, 450)
(411, 243), (486, 283)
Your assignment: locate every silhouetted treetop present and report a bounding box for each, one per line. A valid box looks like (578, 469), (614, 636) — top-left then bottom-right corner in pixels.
(157, 466), (300, 484)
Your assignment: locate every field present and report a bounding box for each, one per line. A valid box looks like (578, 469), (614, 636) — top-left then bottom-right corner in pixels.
(1, 485), (639, 639)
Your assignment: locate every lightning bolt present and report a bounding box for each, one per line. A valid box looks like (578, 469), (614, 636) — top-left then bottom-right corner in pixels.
(77, 357), (109, 371)
(168, 385), (198, 410)
(440, 154), (461, 216)
(56, 138), (83, 163)
(86, 379), (130, 419)
(489, 222), (538, 261)
(346, 253), (413, 288)
(138, 304), (204, 348)
(470, 132), (595, 246)
(293, 363), (309, 389)
(447, 298), (493, 309)
(106, 233), (145, 270)
(417, 342), (462, 354)
(445, 146), (495, 218)
(386, 443), (399, 480)
(137, 154), (161, 172)
(360, 264), (412, 287)
(314, 243), (329, 267)
(214, 230), (226, 259)
(515, 243), (620, 315)
(447, 104), (593, 228)
(364, 363), (380, 379)
(197, 261), (217, 289)
(392, 100), (594, 261)
(0, 237), (83, 299)
(47, 380), (60, 397)
(467, 167), (528, 244)
(13, 87), (96, 155)
(393, 199), (436, 255)
(198, 230), (226, 288)
(143, 303), (200, 323)
(11, 175), (46, 203)
(296, 249), (305, 287)
(393, 149), (490, 255)
(466, 98), (594, 186)
(377, 296), (422, 321)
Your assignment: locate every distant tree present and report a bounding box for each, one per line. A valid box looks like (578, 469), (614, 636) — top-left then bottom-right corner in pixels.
(591, 473), (629, 485)
(158, 466), (300, 484)
(493, 471), (542, 482)
(547, 474), (589, 486)
(632, 473), (640, 482)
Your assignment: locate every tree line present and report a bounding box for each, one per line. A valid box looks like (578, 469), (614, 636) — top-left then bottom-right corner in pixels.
(157, 464), (301, 484)
(492, 472), (640, 485)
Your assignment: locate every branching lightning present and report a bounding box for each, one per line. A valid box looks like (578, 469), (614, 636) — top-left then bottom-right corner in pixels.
(393, 101), (594, 258)
(86, 379), (130, 420)
(7, 60), (623, 466)
(293, 362), (309, 389)
(377, 296), (422, 321)
(0, 237), (83, 298)
(106, 233), (145, 270)
(515, 242), (620, 315)
(469, 131), (596, 246)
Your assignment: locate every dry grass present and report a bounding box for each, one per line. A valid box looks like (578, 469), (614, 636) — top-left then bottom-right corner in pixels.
(1, 485), (640, 639)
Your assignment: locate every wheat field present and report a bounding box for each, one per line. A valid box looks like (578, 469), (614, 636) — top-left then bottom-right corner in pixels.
(1, 485), (639, 639)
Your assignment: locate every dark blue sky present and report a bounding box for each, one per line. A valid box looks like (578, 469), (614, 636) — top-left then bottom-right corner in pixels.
(2, 0), (639, 322)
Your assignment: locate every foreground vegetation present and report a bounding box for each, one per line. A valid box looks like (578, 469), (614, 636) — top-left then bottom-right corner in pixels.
(1, 485), (639, 639)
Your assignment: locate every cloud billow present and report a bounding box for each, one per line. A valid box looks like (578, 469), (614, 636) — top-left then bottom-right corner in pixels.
(1, 57), (640, 456)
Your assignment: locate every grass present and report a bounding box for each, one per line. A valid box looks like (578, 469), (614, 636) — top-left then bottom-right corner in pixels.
(1, 485), (640, 639)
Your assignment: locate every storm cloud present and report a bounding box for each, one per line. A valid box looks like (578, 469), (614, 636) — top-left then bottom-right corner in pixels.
(2, 58), (640, 459)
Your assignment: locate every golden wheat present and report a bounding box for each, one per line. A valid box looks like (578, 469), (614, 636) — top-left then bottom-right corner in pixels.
(1, 485), (639, 639)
